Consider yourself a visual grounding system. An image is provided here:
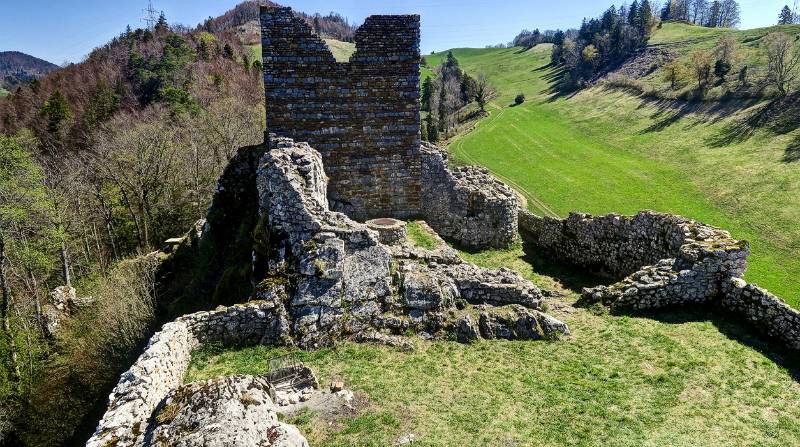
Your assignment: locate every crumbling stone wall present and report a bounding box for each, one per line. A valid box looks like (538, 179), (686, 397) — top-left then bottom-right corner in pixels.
(521, 208), (800, 351)
(257, 135), (567, 348)
(721, 278), (800, 350)
(519, 210), (701, 278)
(519, 209), (749, 307)
(260, 6), (421, 220)
(86, 301), (291, 447)
(420, 143), (518, 249)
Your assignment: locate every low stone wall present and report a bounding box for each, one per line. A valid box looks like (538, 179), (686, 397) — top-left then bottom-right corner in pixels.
(421, 143), (518, 249)
(86, 301), (289, 447)
(519, 209), (716, 278)
(722, 278), (800, 350)
(521, 208), (800, 351)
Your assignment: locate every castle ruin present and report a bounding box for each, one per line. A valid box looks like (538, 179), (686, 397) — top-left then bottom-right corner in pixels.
(261, 7), (422, 220)
(86, 7), (800, 447)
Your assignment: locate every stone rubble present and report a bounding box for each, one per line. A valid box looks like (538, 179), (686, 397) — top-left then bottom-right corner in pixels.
(257, 135), (569, 349)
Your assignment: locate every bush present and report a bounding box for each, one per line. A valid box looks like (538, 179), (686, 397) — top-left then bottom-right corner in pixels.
(19, 255), (159, 446)
(715, 59), (732, 81)
(514, 93), (526, 105)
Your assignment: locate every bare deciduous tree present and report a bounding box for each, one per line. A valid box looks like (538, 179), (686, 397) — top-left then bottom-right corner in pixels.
(473, 73), (496, 113)
(765, 32), (800, 96)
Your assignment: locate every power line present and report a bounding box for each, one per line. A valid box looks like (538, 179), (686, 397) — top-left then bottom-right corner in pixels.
(142, 1), (158, 30)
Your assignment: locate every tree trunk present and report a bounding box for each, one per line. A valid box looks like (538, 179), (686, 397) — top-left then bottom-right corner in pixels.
(60, 241), (71, 286)
(0, 233), (21, 382)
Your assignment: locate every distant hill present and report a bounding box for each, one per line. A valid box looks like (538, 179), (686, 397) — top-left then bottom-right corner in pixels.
(0, 51), (59, 90)
(205, 0), (358, 45)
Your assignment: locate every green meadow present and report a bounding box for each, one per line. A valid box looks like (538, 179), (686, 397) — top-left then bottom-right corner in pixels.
(427, 23), (800, 305)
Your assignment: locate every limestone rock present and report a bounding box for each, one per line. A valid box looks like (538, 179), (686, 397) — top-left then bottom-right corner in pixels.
(454, 315), (479, 343)
(147, 375), (307, 447)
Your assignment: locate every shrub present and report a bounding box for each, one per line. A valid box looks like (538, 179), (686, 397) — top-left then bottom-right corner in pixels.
(19, 255), (159, 446)
(514, 93), (526, 105)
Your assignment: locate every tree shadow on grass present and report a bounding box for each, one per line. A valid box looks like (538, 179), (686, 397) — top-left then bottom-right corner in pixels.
(539, 65), (582, 102)
(626, 89), (764, 134)
(705, 93), (800, 152)
(784, 134), (800, 162)
(618, 306), (800, 381)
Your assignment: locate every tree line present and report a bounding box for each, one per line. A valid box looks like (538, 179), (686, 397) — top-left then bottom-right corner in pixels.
(420, 52), (495, 142)
(550, 1), (656, 89)
(0, 9), (265, 445)
(660, 0), (741, 28)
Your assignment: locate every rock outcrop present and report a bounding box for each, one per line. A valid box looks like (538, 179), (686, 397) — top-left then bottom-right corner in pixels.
(149, 375), (308, 447)
(258, 136), (568, 348)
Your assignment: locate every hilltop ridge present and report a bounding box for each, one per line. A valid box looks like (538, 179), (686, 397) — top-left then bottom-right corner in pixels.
(0, 50), (59, 90)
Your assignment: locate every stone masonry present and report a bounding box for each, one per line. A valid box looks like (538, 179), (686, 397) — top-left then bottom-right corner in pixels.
(420, 143), (518, 249)
(261, 6), (422, 220)
(86, 301), (296, 447)
(260, 7), (518, 251)
(257, 135), (568, 348)
(520, 209), (800, 351)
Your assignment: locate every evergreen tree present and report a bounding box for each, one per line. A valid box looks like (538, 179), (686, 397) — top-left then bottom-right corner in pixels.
(421, 77), (433, 112)
(425, 112), (438, 141)
(155, 11), (168, 33)
(639, 0), (654, 37)
(223, 43), (235, 60)
(779, 5), (794, 24)
(198, 39), (210, 61)
(40, 90), (71, 135)
(629, 1), (640, 26)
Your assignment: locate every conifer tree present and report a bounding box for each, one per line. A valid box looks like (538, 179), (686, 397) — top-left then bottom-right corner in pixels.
(155, 11), (168, 33)
(779, 5), (794, 24)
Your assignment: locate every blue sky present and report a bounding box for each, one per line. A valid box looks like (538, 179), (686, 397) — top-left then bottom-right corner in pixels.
(0, 0), (788, 64)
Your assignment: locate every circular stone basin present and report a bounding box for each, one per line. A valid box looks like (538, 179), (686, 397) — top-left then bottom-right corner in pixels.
(366, 218), (407, 245)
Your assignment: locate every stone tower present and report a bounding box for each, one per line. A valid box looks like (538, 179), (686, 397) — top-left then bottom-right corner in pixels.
(260, 6), (422, 221)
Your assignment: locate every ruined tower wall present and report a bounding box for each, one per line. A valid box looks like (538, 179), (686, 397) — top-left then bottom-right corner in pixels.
(260, 6), (421, 221)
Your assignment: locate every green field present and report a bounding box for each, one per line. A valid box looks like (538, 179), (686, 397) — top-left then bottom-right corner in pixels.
(188, 261), (800, 446)
(426, 25), (800, 306)
(0, 87), (8, 98)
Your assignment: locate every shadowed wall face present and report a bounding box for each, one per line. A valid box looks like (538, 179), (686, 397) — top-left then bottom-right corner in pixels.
(260, 6), (421, 221)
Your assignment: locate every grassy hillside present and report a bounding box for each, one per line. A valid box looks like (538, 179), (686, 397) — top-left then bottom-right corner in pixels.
(642, 22), (800, 97)
(426, 26), (800, 306)
(0, 87), (8, 98)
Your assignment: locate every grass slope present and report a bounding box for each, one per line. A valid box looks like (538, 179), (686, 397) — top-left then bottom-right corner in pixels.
(427, 26), (800, 305)
(643, 22), (800, 97)
(188, 325), (800, 447)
